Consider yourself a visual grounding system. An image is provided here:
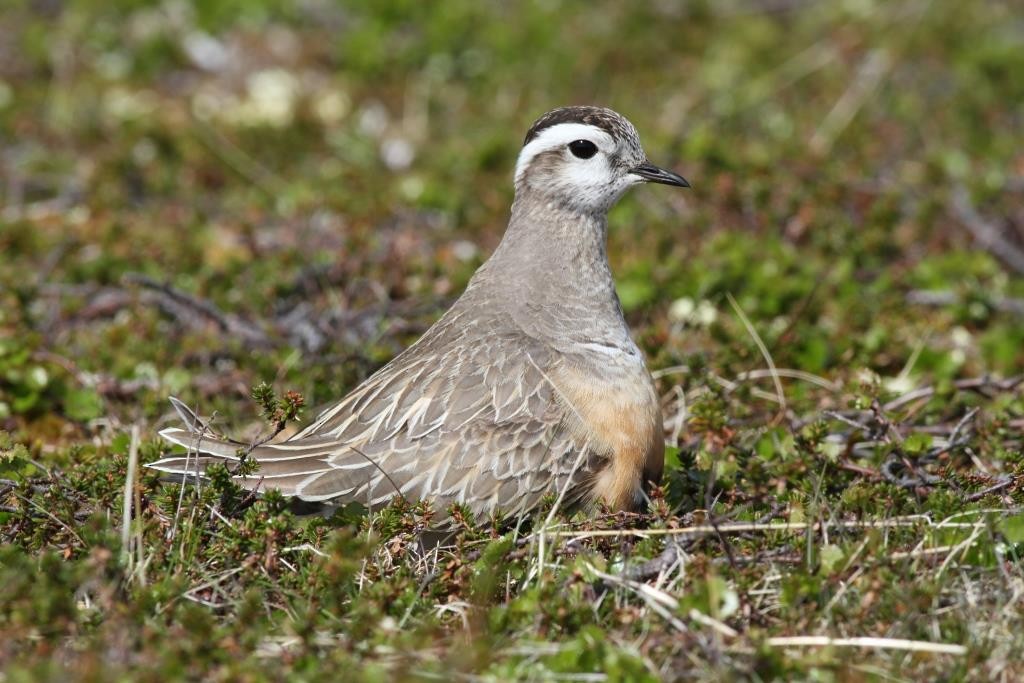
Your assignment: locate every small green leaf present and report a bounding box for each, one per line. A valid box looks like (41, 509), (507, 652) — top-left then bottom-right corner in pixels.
(64, 388), (104, 422)
(110, 432), (131, 455)
(161, 367), (192, 394)
(904, 432), (933, 455)
(818, 544), (844, 575)
(616, 278), (656, 312)
(0, 438), (32, 477)
(999, 513), (1024, 544)
(664, 445), (681, 470)
(820, 441), (843, 462)
(12, 392), (40, 413)
(790, 503), (805, 524)
(695, 446), (714, 472)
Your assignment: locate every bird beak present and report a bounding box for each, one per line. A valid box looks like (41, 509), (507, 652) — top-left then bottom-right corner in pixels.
(631, 162), (690, 188)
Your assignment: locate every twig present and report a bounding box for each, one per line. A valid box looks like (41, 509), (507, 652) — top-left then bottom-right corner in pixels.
(653, 366), (839, 392)
(870, 399), (903, 446)
(620, 543), (684, 583)
(951, 185), (1024, 275)
(120, 425), (141, 574)
(930, 407), (982, 462)
(544, 516), (996, 541)
(887, 545), (958, 560)
(883, 375), (1024, 412)
(585, 562), (690, 634)
(965, 476), (1015, 503)
(688, 609), (739, 638)
(191, 118), (286, 198)
(764, 636), (966, 655)
(10, 490), (87, 548)
(937, 521), (986, 578)
(282, 544), (329, 558)
(31, 349), (157, 399)
(809, 49), (893, 155)
(823, 411), (870, 431)
(180, 566), (247, 608)
(726, 292), (786, 414)
(880, 457), (941, 489)
(907, 289), (1024, 316)
(236, 419), (290, 465)
(167, 401), (219, 542)
(124, 273), (274, 348)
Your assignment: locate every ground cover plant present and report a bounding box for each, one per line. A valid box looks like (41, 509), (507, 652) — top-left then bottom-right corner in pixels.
(2, 1), (1023, 680)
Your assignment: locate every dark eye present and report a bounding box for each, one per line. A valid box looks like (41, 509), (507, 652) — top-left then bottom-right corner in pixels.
(568, 139), (598, 159)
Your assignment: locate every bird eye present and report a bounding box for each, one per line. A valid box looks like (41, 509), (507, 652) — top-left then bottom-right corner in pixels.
(568, 140), (598, 159)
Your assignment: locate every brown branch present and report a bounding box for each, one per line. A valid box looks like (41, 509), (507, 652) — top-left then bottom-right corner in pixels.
(883, 375), (1024, 412)
(907, 289), (1024, 316)
(965, 477), (1016, 502)
(620, 543), (683, 583)
(952, 185), (1024, 275)
(123, 273), (274, 348)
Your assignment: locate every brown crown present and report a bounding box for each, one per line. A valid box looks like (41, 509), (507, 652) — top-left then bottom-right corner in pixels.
(523, 106), (635, 146)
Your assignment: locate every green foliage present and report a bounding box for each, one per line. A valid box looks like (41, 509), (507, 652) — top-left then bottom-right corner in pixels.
(62, 388), (104, 422)
(1, 0), (1023, 679)
(250, 381), (306, 426)
(999, 513), (1024, 545)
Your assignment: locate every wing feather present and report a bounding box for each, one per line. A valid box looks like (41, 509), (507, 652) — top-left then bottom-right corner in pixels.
(152, 308), (603, 521)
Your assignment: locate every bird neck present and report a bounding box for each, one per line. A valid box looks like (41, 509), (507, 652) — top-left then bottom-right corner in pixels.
(500, 194), (611, 268)
(474, 192), (632, 348)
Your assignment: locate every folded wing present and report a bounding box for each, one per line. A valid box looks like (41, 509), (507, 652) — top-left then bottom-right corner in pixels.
(150, 315), (599, 519)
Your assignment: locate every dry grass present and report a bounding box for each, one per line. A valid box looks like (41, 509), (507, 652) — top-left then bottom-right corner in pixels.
(2, 0), (1024, 680)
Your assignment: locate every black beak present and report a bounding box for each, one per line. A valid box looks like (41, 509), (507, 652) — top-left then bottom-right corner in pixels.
(631, 162), (690, 188)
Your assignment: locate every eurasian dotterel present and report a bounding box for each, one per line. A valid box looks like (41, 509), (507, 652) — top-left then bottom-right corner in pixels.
(151, 105), (689, 522)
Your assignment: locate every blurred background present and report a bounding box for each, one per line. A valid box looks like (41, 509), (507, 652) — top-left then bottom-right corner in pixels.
(3, 3), (1024, 678)
(1, 0), (1023, 442)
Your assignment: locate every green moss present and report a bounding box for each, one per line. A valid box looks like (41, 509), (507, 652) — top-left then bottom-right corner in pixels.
(2, 0), (1023, 679)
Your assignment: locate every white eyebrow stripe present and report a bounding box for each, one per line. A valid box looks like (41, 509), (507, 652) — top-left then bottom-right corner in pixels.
(514, 123), (612, 184)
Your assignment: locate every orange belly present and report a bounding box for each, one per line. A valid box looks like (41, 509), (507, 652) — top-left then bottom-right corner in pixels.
(553, 362), (664, 510)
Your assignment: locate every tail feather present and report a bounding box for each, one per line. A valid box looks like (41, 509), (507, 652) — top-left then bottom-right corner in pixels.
(146, 454), (240, 477)
(168, 396), (212, 434)
(158, 427), (244, 460)
(149, 398), (357, 499)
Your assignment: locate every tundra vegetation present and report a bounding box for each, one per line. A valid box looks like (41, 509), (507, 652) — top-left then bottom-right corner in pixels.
(1, 1), (1023, 680)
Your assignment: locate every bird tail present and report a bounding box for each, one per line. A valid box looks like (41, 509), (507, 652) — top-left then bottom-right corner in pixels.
(149, 397), (348, 499)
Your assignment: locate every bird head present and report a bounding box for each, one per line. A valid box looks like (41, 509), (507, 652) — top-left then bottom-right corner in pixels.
(513, 106), (688, 214)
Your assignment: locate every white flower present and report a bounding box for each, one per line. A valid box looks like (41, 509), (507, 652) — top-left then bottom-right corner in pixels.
(182, 31), (230, 72)
(668, 297), (718, 327)
(244, 69), (300, 128)
(380, 137), (415, 171)
(312, 90), (350, 126)
(883, 375), (915, 394)
(452, 240), (478, 262)
(668, 297), (695, 322)
(950, 326), (972, 348)
(358, 102), (389, 137)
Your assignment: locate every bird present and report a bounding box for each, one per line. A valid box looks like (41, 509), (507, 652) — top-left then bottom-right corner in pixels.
(150, 105), (689, 523)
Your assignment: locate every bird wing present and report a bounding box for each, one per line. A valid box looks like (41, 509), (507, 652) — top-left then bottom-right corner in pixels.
(153, 312), (600, 519)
